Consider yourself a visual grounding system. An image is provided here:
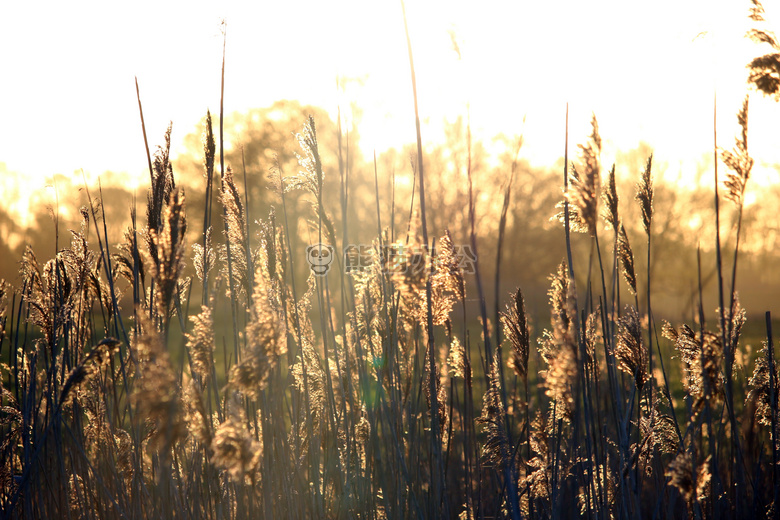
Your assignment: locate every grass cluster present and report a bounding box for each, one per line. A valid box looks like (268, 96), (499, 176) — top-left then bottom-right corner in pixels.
(1, 6), (780, 519)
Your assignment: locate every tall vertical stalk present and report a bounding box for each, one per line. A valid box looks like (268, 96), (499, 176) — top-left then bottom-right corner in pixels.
(400, 2), (447, 515)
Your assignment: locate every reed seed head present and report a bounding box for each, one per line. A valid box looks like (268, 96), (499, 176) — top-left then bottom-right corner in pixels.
(721, 95), (754, 206)
(501, 287), (529, 380)
(635, 154), (654, 236)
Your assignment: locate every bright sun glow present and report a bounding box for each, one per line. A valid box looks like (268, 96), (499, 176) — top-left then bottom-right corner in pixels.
(1, 0), (779, 222)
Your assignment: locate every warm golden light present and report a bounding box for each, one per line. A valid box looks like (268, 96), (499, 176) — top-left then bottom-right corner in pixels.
(5, 4), (780, 517)
(1, 0), (779, 214)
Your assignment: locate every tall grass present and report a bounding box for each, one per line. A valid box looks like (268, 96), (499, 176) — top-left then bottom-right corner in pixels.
(1, 17), (779, 520)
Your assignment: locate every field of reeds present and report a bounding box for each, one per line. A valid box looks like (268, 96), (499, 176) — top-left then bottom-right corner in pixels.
(2, 5), (780, 519)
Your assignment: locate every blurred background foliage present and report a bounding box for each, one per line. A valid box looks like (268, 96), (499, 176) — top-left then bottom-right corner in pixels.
(1, 99), (778, 324)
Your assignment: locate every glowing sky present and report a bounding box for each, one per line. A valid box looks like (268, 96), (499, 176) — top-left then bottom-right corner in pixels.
(2, 0), (779, 218)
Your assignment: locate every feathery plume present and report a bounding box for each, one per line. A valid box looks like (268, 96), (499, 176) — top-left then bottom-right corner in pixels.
(538, 262), (578, 422)
(477, 352), (510, 467)
(641, 406), (679, 457)
(186, 305), (215, 383)
(182, 375), (212, 446)
(663, 322), (723, 407)
(22, 247), (72, 348)
(428, 231), (465, 325)
(228, 263), (286, 398)
(192, 227), (216, 283)
(210, 397), (262, 483)
(230, 283), (287, 397)
(617, 224), (637, 295)
(750, 0), (767, 23)
(433, 230), (466, 301)
(666, 452), (711, 507)
(290, 336), (326, 456)
(501, 287), (530, 380)
(542, 340), (578, 423)
(565, 114), (601, 235)
(220, 166), (251, 300)
(721, 95), (754, 206)
(548, 261), (577, 352)
(635, 154), (653, 236)
(151, 189), (187, 320)
(258, 208), (279, 283)
(354, 409), (371, 470)
(523, 411), (552, 506)
(584, 305), (602, 371)
(350, 245), (387, 348)
(114, 226), (145, 287)
(131, 313), (185, 454)
(602, 164), (619, 231)
(666, 451), (695, 503)
(285, 116), (338, 246)
(615, 306), (648, 392)
(629, 405), (679, 478)
(746, 339), (780, 429)
(723, 295), (747, 351)
(447, 336), (472, 384)
(0, 280), (7, 345)
(289, 116), (324, 196)
(59, 338), (121, 408)
(145, 124), (176, 266)
(747, 0), (780, 99)
(202, 110), (216, 181)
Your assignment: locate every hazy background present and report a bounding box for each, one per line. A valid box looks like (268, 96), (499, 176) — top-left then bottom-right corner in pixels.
(1, 0), (779, 321)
